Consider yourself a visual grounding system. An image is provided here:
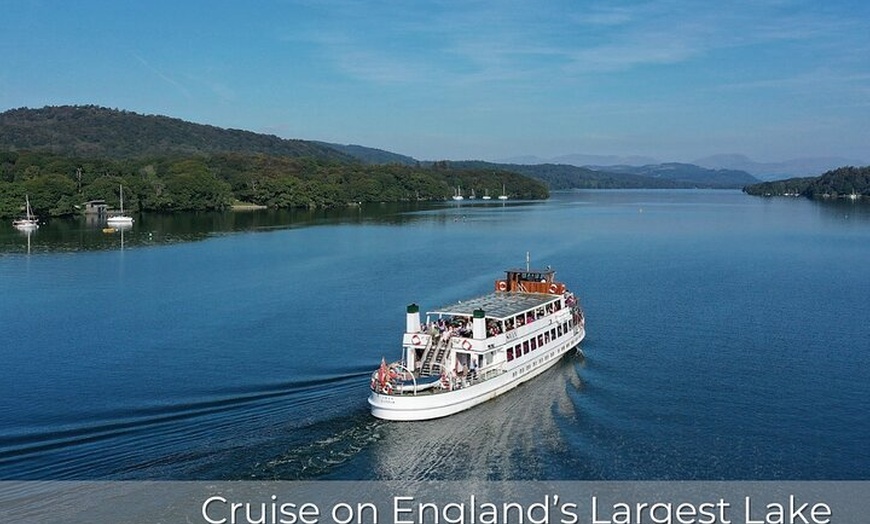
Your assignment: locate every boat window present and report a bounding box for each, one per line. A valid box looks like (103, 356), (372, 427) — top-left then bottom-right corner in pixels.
(507, 347), (514, 362)
(557, 325), (563, 336)
(530, 338), (537, 351)
(523, 340), (530, 354)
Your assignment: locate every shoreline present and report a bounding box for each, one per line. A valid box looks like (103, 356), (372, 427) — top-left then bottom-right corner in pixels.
(230, 203), (268, 211)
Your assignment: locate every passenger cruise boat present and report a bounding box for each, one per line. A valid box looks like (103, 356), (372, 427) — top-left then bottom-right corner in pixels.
(369, 262), (586, 421)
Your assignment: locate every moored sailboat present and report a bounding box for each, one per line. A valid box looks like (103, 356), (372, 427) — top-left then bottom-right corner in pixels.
(12, 195), (39, 230)
(106, 184), (134, 226)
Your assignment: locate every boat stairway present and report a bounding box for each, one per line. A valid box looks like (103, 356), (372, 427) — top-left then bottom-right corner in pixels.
(419, 335), (451, 376)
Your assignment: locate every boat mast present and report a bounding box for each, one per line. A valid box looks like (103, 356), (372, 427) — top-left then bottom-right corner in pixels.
(526, 251), (530, 271)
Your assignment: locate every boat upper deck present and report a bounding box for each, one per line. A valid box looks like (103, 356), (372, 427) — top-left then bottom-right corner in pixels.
(428, 291), (559, 321)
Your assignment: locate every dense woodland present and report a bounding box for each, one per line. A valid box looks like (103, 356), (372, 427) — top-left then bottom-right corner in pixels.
(0, 150), (548, 218)
(0, 106), (547, 218)
(742, 166), (870, 198)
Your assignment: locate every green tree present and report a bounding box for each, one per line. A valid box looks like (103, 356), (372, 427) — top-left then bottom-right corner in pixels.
(165, 171), (233, 211)
(24, 174), (78, 216)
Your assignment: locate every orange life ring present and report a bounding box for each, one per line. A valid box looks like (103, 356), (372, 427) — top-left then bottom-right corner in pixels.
(411, 334), (421, 345)
(382, 383), (393, 395)
(497, 280), (507, 292)
(548, 283), (558, 293)
(462, 340), (472, 350)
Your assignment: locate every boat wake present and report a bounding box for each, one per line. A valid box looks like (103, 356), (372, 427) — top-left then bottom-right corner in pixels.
(0, 368), (372, 479)
(366, 352), (585, 481)
(251, 413), (386, 480)
(236, 351), (587, 482)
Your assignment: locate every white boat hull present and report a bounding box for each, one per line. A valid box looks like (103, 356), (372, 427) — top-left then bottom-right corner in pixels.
(13, 221), (38, 231)
(369, 327), (585, 421)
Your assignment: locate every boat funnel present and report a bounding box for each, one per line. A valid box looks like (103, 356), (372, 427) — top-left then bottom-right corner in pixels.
(473, 308), (486, 340)
(406, 303), (421, 333)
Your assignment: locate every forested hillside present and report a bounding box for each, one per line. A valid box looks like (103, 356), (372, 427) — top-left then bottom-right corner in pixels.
(0, 106), (547, 218)
(0, 105), (351, 161)
(743, 166), (870, 198)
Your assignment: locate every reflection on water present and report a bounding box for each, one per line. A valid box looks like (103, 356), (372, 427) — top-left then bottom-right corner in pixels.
(3, 195), (869, 256)
(365, 353), (585, 482)
(1, 201), (529, 254)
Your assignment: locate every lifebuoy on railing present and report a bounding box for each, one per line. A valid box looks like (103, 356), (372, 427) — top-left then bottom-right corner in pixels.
(548, 283), (558, 294)
(497, 280), (507, 292)
(411, 334), (421, 345)
(382, 383), (393, 395)
(462, 340), (472, 350)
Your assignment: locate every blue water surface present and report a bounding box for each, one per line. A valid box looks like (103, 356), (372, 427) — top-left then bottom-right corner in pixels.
(0, 190), (868, 480)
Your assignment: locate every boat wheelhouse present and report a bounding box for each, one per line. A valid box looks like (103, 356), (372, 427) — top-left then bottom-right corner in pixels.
(369, 263), (585, 421)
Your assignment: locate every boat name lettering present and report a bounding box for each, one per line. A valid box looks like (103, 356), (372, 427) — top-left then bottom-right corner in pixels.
(506, 331), (518, 341)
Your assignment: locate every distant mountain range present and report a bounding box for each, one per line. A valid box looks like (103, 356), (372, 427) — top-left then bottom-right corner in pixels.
(445, 160), (759, 190)
(692, 154), (868, 181)
(498, 152), (867, 181)
(499, 153), (660, 167)
(6, 105), (852, 191)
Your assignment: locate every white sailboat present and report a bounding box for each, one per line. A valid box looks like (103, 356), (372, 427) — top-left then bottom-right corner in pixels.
(498, 184), (508, 200)
(107, 185), (134, 226)
(12, 195), (39, 230)
(452, 186), (464, 201)
(482, 189), (492, 200)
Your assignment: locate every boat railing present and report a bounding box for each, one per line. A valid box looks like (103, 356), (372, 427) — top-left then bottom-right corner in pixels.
(392, 362), (420, 396)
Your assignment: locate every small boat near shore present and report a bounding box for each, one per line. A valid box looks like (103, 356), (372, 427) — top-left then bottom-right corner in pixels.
(12, 195), (39, 231)
(369, 257), (586, 421)
(106, 184), (134, 226)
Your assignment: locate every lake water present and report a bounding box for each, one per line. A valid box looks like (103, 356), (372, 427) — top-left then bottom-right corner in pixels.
(1, 190), (868, 481)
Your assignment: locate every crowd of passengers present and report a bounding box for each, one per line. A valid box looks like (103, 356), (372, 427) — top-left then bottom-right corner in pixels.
(421, 300), (564, 339)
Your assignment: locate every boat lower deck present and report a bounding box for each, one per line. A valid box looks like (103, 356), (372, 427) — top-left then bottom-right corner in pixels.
(369, 327), (585, 420)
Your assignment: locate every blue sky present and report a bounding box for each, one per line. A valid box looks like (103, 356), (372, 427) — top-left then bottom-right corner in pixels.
(1, 0), (868, 163)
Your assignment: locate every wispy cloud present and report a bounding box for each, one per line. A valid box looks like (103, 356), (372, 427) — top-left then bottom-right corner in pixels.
(290, 0), (866, 87)
(132, 53), (191, 99)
